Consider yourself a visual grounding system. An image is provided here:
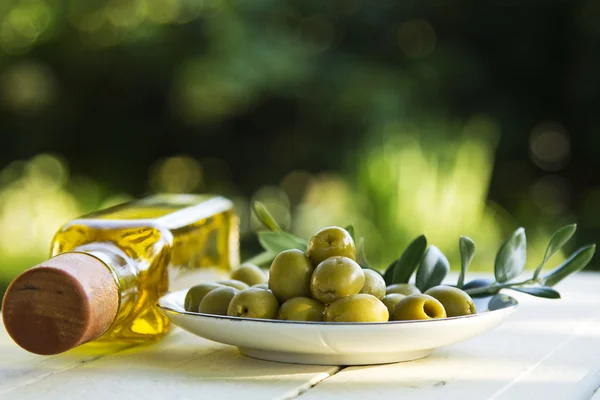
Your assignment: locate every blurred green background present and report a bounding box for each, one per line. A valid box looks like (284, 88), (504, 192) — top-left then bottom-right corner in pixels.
(1, 0), (599, 296)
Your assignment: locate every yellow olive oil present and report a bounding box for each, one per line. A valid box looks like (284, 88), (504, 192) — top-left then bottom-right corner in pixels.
(50, 194), (239, 346)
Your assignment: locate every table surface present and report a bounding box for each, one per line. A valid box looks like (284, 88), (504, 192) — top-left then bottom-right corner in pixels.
(2, 272), (600, 400)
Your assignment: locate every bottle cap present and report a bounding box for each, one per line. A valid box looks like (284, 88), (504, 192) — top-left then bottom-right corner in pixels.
(2, 253), (119, 355)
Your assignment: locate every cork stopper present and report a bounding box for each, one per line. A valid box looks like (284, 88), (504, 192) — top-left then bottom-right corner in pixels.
(2, 253), (119, 355)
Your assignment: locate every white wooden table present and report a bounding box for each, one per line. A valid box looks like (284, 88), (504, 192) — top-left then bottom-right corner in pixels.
(2, 272), (600, 400)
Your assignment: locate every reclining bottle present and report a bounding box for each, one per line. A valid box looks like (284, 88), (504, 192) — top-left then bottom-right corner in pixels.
(2, 194), (239, 355)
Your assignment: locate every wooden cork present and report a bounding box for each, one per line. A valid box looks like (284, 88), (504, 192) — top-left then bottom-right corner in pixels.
(1, 253), (119, 355)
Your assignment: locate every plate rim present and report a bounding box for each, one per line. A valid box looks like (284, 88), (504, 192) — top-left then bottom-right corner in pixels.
(158, 289), (519, 326)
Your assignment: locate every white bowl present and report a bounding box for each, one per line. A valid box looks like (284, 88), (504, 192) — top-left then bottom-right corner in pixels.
(158, 290), (518, 366)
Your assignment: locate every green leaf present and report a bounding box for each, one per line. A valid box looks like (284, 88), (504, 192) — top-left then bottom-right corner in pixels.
(416, 245), (450, 292)
(462, 278), (495, 290)
(463, 278), (500, 298)
(383, 261), (395, 285)
(390, 235), (428, 285)
(494, 228), (527, 283)
(542, 244), (596, 287)
(257, 231), (307, 254)
(533, 224), (577, 280)
(488, 294), (518, 310)
(252, 201), (281, 232)
(457, 236), (475, 288)
(344, 225), (355, 241)
(509, 286), (561, 299)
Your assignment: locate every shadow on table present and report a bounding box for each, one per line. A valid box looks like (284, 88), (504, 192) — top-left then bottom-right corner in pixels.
(48, 294), (600, 383)
(58, 331), (335, 380)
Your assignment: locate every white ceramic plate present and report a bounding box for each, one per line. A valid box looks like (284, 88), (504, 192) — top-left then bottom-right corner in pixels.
(158, 290), (518, 366)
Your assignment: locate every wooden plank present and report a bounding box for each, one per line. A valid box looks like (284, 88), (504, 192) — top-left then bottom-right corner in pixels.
(299, 273), (600, 400)
(1, 328), (338, 399)
(0, 319), (131, 394)
(2, 272), (600, 399)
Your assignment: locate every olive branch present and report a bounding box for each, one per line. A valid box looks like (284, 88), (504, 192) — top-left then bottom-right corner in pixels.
(249, 201), (596, 299)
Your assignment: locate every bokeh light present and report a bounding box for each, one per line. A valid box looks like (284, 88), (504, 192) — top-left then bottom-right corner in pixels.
(0, 61), (58, 114)
(299, 14), (335, 54)
(169, 58), (251, 123)
(1, 0), (54, 53)
(529, 122), (570, 171)
(397, 19), (436, 58)
(531, 175), (570, 215)
(0, 153), (131, 286)
(0, 0), (597, 295)
(280, 170), (312, 206)
(150, 156), (203, 193)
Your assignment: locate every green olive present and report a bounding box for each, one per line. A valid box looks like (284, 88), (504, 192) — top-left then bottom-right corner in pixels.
(227, 288), (279, 319)
(184, 283), (223, 312)
(268, 249), (315, 302)
(306, 226), (356, 266)
(278, 297), (325, 322)
(392, 294), (447, 321)
(252, 283), (269, 290)
(310, 256), (365, 304)
(386, 283), (421, 296)
(198, 286), (239, 316)
(381, 293), (406, 315)
(359, 269), (386, 300)
(230, 263), (266, 287)
(216, 279), (250, 291)
(425, 285), (476, 317)
(324, 294), (389, 322)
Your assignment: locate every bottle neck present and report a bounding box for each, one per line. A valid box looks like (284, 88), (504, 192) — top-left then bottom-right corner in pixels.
(72, 243), (140, 322)
(74, 243), (138, 287)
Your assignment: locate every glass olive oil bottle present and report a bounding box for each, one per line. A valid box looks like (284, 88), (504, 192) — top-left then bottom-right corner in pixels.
(2, 194), (239, 355)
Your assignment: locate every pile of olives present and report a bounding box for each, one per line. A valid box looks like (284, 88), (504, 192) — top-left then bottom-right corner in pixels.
(184, 226), (477, 323)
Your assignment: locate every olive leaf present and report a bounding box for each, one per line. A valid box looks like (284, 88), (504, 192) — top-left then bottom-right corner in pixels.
(457, 236), (475, 288)
(509, 286), (560, 299)
(463, 278), (495, 291)
(252, 201), (282, 232)
(416, 245), (450, 292)
(494, 227), (527, 283)
(386, 235), (428, 285)
(463, 278), (500, 298)
(488, 294), (517, 311)
(383, 261), (395, 285)
(344, 225), (355, 242)
(542, 244), (596, 287)
(257, 231), (307, 254)
(533, 224), (577, 280)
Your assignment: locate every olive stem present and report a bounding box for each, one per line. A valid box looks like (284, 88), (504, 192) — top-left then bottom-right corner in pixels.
(532, 262), (545, 280)
(464, 278), (537, 296)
